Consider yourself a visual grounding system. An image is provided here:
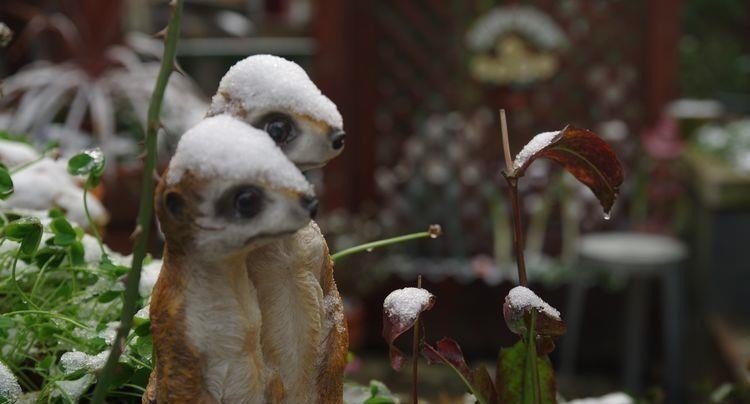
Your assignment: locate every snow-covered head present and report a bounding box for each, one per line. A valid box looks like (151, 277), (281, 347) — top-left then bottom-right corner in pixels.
(207, 55), (345, 170)
(157, 115), (317, 258)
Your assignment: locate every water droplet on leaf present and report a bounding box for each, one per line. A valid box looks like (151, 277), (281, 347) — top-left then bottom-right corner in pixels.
(603, 212), (611, 220)
(366, 247), (374, 252)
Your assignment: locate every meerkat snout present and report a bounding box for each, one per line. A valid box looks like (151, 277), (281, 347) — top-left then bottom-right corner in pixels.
(330, 130), (346, 150)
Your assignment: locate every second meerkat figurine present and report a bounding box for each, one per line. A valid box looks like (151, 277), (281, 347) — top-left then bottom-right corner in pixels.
(146, 115), (318, 403)
(208, 55), (348, 403)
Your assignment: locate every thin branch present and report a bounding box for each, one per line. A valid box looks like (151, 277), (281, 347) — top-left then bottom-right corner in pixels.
(507, 179), (528, 287)
(412, 275), (422, 404)
(500, 109), (513, 173)
(91, 1), (184, 401)
(499, 110), (528, 286)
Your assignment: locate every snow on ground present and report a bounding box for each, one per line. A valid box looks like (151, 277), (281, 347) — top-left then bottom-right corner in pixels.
(0, 360), (22, 403)
(0, 158), (108, 228)
(566, 392), (633, 404)
(59, 350), (110, 374)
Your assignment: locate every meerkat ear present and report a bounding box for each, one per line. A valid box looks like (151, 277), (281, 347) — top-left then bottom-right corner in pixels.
(164, 190), (186, 220)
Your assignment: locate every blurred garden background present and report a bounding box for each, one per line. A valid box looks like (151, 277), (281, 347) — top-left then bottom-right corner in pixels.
(1, 0), (749, 402)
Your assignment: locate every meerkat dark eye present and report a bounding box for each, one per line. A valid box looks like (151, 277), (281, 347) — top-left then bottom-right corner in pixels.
(234, 187), (263, 218)
(263, 115), (295, 144)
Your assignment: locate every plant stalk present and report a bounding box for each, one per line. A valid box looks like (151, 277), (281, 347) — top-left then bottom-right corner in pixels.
(91, 1), (183, 401)
(330, 225), (441, 262)
(412, 274), (422, 404)
(499, 110), (528, 287)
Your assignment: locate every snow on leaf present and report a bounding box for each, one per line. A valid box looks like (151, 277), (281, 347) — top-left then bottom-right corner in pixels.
(382, 287), (435, 371)
(503, 286), (566, 337)
(511, 126), (624, 214)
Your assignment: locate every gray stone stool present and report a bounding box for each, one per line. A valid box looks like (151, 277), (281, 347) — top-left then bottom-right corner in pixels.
(559, 232), (688, 402)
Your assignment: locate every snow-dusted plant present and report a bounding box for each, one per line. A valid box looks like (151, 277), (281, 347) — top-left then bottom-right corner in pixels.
(382, 111), (624, 404)
(0, 137), (158, 401)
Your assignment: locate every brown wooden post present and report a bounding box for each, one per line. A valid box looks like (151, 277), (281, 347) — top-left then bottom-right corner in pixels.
(645, 0), (683, 124)
(313, 0), (379, 211)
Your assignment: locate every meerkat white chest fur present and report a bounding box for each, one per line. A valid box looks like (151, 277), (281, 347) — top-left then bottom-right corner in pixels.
(248, 221), (327, 402)
(183, 256), (267, 403)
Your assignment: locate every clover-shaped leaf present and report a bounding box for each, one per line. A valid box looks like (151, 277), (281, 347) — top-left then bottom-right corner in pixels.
(4, 217), (43, 256)
(50, 217), (77, 246)
(67, 148), (105, 189)
(0, 165), (13, 200)
(510, 126), (624, 214)
(382, 287), (435, 371)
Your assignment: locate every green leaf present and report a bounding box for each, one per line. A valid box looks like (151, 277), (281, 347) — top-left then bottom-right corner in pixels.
(50, 217), (76, 246)
(68, 240), (85, 266)
(4, 217), (43, 256)
(0, 165), (13, 200)
(67, 148), (105, 189)
(496, 312), (557, 404)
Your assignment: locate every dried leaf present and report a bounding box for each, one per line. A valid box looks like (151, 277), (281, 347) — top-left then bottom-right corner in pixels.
(423, 338), (497, 404)
(382, 287), (435, 371)
(503, 286), (566, 337)
(512, 126), (624, 214)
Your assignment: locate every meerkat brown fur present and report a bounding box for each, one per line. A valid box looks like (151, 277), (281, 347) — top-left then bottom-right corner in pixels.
(207, 55), (348, 403)
(145, 116), (318, 403)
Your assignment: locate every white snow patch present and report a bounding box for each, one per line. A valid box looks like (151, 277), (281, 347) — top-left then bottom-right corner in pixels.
(0, 158), (109, 228)
(383, 287), (434, 325)
(0, 139), (40, 168)
(0, 360), (22, 403)
(166, 115), (312, 194)
(566, 392), (633, 404)
(505, 286), (560, 320)
(135, 305), (150, 320)
(138, 260), (162, 297)
(60, 350), (110, 374)
(208, 54), (343, 129)
(513, 130), (561, 171)
(98, 321), (119, 345)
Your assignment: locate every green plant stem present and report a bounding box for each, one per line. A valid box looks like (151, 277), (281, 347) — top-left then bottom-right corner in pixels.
(524, 310), (541, 404)
(83, 187), (105, 256)
(330, 227), (440, 262)
(2, 310), (91, 330)
(11, 252), (38, 310)
(91, 1), (184, 401)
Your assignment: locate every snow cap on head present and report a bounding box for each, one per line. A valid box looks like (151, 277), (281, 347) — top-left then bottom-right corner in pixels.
(166, 115), (312, 194)
(209, 54), (343, 129)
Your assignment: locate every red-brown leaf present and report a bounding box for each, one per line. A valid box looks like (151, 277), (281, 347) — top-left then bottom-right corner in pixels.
(423, 338), (498, 403)
(513, 126), (624, 214)
(382, 287), (435, 371)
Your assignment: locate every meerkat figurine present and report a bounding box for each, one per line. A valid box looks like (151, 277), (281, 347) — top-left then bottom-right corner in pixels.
(207, 55), (348, 403)
(146, 115), (318, 403)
